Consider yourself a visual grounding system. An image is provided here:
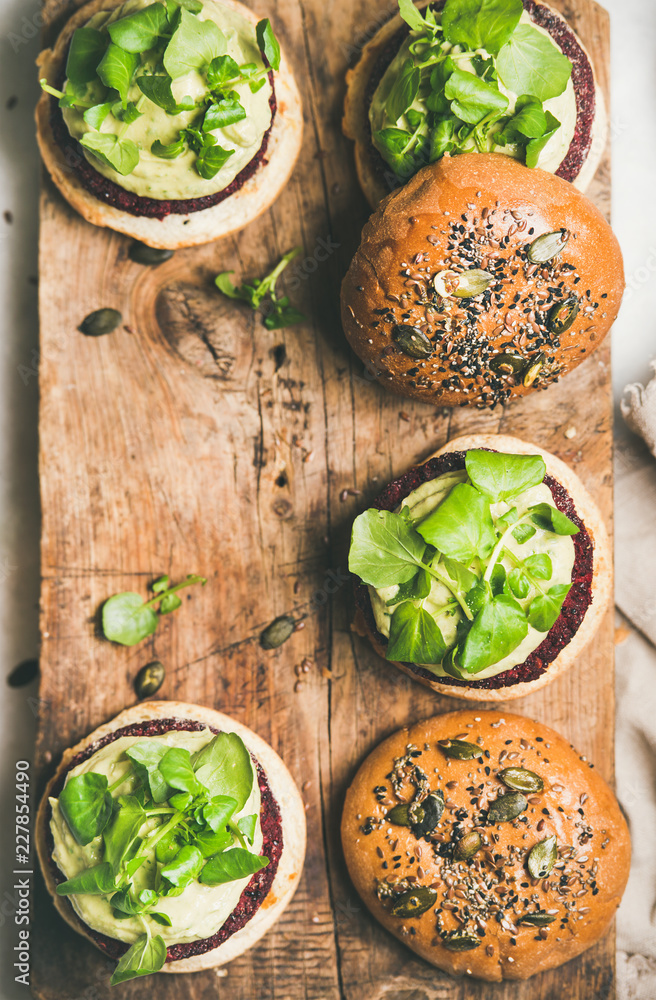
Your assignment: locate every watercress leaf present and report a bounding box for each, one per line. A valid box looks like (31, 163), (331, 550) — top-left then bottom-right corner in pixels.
(214, 271), (245, 299)
(80, 131), (140, 176)
(83, 102), (113, 129)
(150, 911), (173, 925)
(465, 579), (492, 617)
(125, 741), (171, 803)
(102, 591), (159, 645)
(524, 552), (552, 580)
(152, 574), (169, 593)
(107, 2), (168, 53)
(238, 814), (258, 845)
(373, 126), (414, 174)
(164, 8), (227, 78)
(442, 556), (478, 594)
(192, 732), (253, 808)
(151, 136), (186, 158)
(490, 563), (507, 595)
(111, 99), (144, 124)
(501, 95), (547, 139)
(349, 508), (427, 587)
(512, 523), (536, 544)
(255, 18), (280, 71)
(525, 110), (560, 168)
(155, 828), (182, 863)
(167, 0), (202, 13)
(160, 592), (182, 614)
(110, 932), (167, 985)
(66, 27), (108, 84)
(398, 0), (428, 30)
(200, 847), (269, 885)
(386, 567), (432, 606)
(159, 747), (202, 795)
(429, 118), (456, 160)
(417, 483), (496, 563)
(110, 887), (155, 916)
(442, 0), (522, 55)
(386, 60), (420, 124)
(496, 506), (519, 531)
(206, 53), (241, 90)
(203, 95), (246, 130)
(196, 143), (234, 179)
(465, 450), (546, 502)
(56, 861), (117, 896)
(97, 43), (139, 106)
(444, 68), (509, 124)
(203, 795), (238, 832)
(387, 603), (446, 664)
(161, 844), (203, 887)
(193, 826), (233, 858)
(472, 53), (496, 81)
(137, 74), (195, 113)
(508, 567), (530, 600)
(529, 503), (579, 536)
(527, 583), (571, 631)
(263, 303), (307, 329)
(103, 795), (146, 874)
(59, 773), (114, 845)
(496, 24), (572, 102)
(458, 595), (528, 673)
(441, 645), (467, 679)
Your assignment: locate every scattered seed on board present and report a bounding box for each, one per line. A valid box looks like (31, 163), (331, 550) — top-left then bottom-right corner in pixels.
(134, 660), (165, 699)
(79, 308), (122, 337)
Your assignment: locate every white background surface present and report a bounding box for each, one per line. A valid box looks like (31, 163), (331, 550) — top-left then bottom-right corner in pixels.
(0, 0), (654, 996)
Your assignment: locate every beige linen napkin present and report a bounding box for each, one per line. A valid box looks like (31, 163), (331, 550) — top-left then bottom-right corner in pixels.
(615, 364), (656, 1000)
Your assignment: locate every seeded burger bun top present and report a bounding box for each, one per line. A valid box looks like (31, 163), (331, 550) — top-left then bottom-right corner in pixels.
(343, 0), (607, 208)
(36, 0), (303, 248)
(35, 700), (305, 976)
(341, 710), (630, 982)
(341, 153), (623, 407)
(350, 433), (611, 702)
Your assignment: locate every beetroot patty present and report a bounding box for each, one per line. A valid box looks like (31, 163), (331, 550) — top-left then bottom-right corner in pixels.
(361, 0), (596, 192)
(46, 717), (283, 963)
(49, 76), (277, 221)
(353, 451), (594, 690)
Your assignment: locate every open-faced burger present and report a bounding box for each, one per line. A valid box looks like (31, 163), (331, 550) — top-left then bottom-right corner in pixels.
(36, 0), (303, 248)
(35, 700), (305, 983)
(340, 152), (624, 408)
(348, 434), (611, 700)
(343, 0), (607, 208)
(341, 709), (630, 981)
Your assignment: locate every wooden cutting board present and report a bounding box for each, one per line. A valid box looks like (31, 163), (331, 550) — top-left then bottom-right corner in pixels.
(34, 1), (614, 998)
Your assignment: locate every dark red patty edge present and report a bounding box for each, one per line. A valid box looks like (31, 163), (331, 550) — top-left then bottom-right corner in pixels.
(353, 450), (594, 690)
(49, 72), (277, 220)
(360, 0), (596, 191)
(45, 716), (283, 963)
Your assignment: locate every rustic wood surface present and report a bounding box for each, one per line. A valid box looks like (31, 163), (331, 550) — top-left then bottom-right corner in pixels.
(33, 0), (614, 997)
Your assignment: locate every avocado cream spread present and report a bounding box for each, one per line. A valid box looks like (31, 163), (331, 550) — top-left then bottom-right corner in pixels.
(50, 0), (275, 199)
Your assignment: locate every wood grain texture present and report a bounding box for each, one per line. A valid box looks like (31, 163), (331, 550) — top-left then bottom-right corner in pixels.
(34, 0), (614, 998)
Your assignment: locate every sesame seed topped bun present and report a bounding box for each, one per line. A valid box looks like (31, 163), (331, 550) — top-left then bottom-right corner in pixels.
(341, 153), (623, 407)
(341, 709), (630, 981)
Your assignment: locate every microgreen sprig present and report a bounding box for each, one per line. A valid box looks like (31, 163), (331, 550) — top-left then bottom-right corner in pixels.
(215, 248), (307, 330)
(102, 573), (206, 646)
